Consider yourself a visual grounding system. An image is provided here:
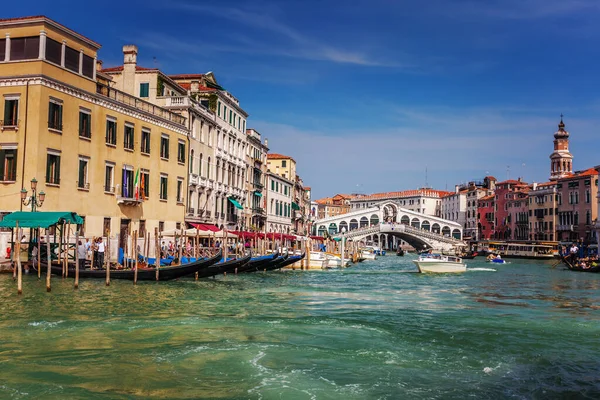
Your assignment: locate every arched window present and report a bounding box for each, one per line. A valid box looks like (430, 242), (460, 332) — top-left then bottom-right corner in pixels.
(189, 149), (194, 174)
(199, 153), (203, 176)
(207, 157), (211, 179)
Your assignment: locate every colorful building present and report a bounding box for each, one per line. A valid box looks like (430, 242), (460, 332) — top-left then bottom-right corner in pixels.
(556, 168), (598, 243)
(0, 16), (187, 244)
(477, 195), (495, 240)
(528, 182), (558, 241)
(493, 179), (530, 240)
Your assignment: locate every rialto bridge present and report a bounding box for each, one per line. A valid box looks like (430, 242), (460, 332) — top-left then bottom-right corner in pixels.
(314, 203), (465, 252)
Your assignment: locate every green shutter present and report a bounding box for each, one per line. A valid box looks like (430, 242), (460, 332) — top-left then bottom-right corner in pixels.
(78, 160), (85, 185)
(4, 100), (11, 123)
(58, 104), (62, 128)
(46, 154), (51, 182)
(56, 155), (61, 184)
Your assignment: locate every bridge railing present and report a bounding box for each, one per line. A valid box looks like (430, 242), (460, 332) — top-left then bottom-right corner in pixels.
(388, 224), (465, 245)
(332, 223), (465, 246)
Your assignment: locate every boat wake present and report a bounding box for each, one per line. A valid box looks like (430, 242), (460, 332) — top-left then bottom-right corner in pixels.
(468, 268), (497, 272)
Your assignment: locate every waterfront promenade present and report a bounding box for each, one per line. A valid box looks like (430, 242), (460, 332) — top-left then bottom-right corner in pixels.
(1, 256), (599, 398)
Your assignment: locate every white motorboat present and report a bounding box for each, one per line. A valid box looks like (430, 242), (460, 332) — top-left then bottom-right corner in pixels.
(305, 252), (350, 269)
(360, 247), (377, 260)
(413, 253), (466, 273)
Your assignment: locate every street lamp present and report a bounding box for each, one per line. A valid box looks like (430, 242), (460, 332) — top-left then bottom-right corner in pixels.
(21, 178), (45, 212)
(340, 227), (347, 268)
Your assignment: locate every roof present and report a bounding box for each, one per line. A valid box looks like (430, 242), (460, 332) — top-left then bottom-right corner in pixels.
(480, 194), (495, 201)
(535, 181), (556, 188)
(353, 189), (453, 201)
(267, 153), (293, 160)
(496, 179), (528, 186)
(0, 211), (83, 228)
(101, 66), (156, 73)
(484, 176), (497, 181)
(304, 186), (311, 191)
(314, 197), (332, 205)
(0, 15), (101, 49)
(169, 74), (205, 80)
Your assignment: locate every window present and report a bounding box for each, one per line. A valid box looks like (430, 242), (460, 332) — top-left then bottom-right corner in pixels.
(0, 148), (17, 181)
(0, 39), (5, 61)
(218, 101), (221, 117)
(160, 134), (169, 159)
(229, 110), (233, 124)
(223, 105), (227, 120)
(104, 163), (114, 193)
(46, 152), (61, 185)
(141, 129), (151, 154)
(207, 157), (211, 179)
(140, 83), (149, 98)
(158, 221), (164, 232)
(64, 46), (79, 73)
(586, 189), (591, 204)
(82, 54), (94, 78)
(177, 141), (185, 163)
(160, 174), (168, 200)
(121, 166), (134, 198)
(271, 179), (274, 190)
(177, 179), (183, 203)
(3, 97), (19, 127)
(48, 99), (63, 131)
(199, 153), (203, 176)
(124, 124), (134, 150)
(106, 118), (117, 145)
(10, 36), (40, 61)
(141, 170), (149, 198)
(79, 108), (91, 138)
(77, 157), (89, 189)
(45, 38), (61, 65)
(282, 160), (287, 167)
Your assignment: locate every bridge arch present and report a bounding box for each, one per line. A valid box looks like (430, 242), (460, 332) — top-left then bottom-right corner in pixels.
(452, 228), (461, 239)
(360, 217), (369, 228)
(318, 225), (326, 236)
(421, 220), (431, 231)
(382, 203), (398, 222)
(370, 214), (379, 226)
(432, 223), (440, 234)
(349, 219), (358, 231)
(411, 218), (420, 229)
(442, 226), (451, 237)
(400, 215), (410, 225)
(339, 221), (348, 233)
(328, 223), (338, 235)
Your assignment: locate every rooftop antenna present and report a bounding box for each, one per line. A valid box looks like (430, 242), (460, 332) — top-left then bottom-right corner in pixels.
(521, 163), (526, 180)
(153, 56), (158, 68)
(506, 165), (510, 180)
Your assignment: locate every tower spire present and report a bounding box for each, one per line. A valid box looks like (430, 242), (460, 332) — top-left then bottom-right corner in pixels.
(549, 115), (573, 181)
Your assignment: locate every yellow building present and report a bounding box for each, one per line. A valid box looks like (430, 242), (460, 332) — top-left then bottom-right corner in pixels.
(0, 16), (188, 244)
(267, 153), (296, 181)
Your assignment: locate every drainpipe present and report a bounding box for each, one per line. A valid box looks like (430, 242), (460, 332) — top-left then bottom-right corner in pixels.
(19, 81), (30, 212)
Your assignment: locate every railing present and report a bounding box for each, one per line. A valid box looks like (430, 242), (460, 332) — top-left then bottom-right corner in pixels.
(104, 185), (115, 193)
(189, 174), (199, 185)
(204, 211), (211, 218)
(253, 181), (264, 189)
(252, 207), (265, 216)
(77, 181), (90, 190)
(557, 224), (574, 231)
(1, 119), (19, 131)
(187, 208), (195, 215)
(163, 96), (190, 107)
(96, 83), (187, 127)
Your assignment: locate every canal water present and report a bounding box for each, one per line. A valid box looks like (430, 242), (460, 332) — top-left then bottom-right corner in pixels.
(1, 255), (599, 399)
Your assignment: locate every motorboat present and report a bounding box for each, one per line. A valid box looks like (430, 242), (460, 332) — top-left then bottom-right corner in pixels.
(360, 247), (377, 260)
(413, 253), (466, 273)
(308, 251), (350, 269)
(488, 258), (506, 264)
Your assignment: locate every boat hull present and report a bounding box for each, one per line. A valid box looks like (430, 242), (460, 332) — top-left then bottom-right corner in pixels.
(413, 260), (466, 273)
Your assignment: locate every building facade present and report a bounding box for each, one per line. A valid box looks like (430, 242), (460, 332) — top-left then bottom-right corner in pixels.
(549, 117), (573, 181)
(528, 182), (557, 241)
(478, 195), (495, 240)
(0, 17), (187, 243)
(556, 168), (598, 243)
(464, 177), (496, 241)
(314, 194), (353, 220)
(266, 171), (293, 234)
(244, 129), (268, 232)
(440, 188), (467, 230)
(351, 189), (450, 217)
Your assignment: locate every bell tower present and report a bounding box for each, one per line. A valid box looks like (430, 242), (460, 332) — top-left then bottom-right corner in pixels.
(549, 115), (573, 181)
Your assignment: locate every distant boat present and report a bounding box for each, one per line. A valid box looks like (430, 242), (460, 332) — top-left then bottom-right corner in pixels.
(413, 254), (466, 273)
(396, 248), (405, 256)
(360, 247), (377, 260)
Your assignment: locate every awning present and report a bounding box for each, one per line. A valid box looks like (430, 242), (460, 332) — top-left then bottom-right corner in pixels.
(0, 211), (84, 228)
(190, 223), (220, 232)
(291, 202), (300, 210)
(254, 191), (263, 197)
(228, 197), (243, 210)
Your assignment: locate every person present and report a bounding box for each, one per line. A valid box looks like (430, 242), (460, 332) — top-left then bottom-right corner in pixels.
(96, 237), (105, 269)
(495, 254), (502, 260)
(31, 245), (38, 268)
(77, 240), (87, 269)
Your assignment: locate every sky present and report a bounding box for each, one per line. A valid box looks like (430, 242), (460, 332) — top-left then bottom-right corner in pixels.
(7, 0), (600, 198)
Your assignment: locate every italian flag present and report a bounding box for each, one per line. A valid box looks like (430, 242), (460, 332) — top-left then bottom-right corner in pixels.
(134, 168), (140, 200)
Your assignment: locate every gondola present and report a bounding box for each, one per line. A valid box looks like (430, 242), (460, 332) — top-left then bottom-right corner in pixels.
(236, 252), (278, 273)
(460, 254), (477, 260)
(272, 253), (305, 271)
(246, 254), (285, 273)
(47, 250), (222, 281)
(195, 253), (252, 279)
(396, 248), (405, 256)
(264, 254), (290, 271)
(562, 256), (600, 273)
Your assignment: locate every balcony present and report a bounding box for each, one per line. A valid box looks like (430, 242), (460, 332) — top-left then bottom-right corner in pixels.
(0, 119), (19, 131)
(189, 174), (199, 186)
(253, 181), (264, 190)
(163, 96), (190, 107)
(187, 207), (195, 215)
(557, 224), (574, 231)
(227, 215), (238, 224)
(252, 207), (266, 217)
(77, 181), (90, 191)
(204, 211), (211, 219)
(117, 195), (143, 206)
(96, 83), (187, 127)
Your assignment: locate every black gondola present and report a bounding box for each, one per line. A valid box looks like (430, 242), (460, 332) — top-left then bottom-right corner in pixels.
(263, 254), (289, 271)
(396, 248), (405, 256)
(562, 256), (600, 273)
(236, 252), (278, 273)
(47, 250), (222, 281)
(271, 253), (305, 271)
(246, 254), (285, 272)
(195, 253), (252, 278)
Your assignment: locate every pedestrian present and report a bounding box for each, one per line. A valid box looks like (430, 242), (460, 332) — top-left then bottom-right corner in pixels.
(77, 240), (87, 270)
(97, 237), (105, 269)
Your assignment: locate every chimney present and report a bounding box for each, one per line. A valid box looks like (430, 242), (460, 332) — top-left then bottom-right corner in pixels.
(191, 80), (199, 92)
(122, 45), (138, 95)
(96, 59), (103, 72)
(264, 138), (268, 147)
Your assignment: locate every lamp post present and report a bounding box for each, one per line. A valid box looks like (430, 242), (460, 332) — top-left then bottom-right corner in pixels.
(21, 178), (46, 212)
(340, 227), (346, 268)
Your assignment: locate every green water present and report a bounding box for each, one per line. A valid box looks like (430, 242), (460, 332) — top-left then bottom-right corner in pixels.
(1, 256), (600, 399)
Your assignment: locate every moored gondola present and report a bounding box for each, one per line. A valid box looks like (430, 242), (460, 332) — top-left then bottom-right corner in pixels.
(236, 252), (278, 273)
(396, 248), (404, 256)
(47, 250), (222, 281)
(274, 253), (305, 271)
(263, 254), (290, 271)
(195, 253), (252, 279)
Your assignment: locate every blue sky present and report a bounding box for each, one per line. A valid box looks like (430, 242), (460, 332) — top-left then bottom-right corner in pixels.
(8, 0), (600, 198)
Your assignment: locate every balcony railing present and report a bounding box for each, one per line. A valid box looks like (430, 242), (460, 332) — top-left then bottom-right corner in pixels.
(96, 83), (187, 126)
(253, 181), (264, 189)
(557, 224), (575, 231)
(187, 207), (195, 215)
(252, 207), (266, 216)
(77, 181), (90, 190)
(104, 185), (115, 193)
(204, 211), (211, 219)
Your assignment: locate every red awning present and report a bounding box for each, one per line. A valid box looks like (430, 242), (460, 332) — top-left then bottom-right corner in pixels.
(310, 236), (325, 241)
(190, 223), (220, 232)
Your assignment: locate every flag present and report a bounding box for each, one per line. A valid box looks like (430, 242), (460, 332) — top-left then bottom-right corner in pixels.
(140, 171), (145, 198)
(123, 168), (128, 198)
(134, 168), (140, 200)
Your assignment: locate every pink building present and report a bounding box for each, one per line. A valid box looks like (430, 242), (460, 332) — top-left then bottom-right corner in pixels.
(493, 179), (530, 240)
(478, 195), (495, 240)
(556, 168), (599, 243)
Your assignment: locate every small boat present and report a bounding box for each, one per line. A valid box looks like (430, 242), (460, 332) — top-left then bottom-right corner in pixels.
(360, 247), (377, 260)
(561, 256), (600, 273)
(413, 253), (466, 273)
(237, 252), (278, 273)
(396, 248), (405, 256)
(278, 253), (305, 270)
(196, 253), (252, 278)
(488, 258), (506, 264)
(47, 250), (222, 281)
(264, 254), (290, 271)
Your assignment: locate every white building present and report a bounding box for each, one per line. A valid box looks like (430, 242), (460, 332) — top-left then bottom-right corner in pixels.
(351, 189), (451, 218)
(266, 171), (293, 234)
(441, 188), (467, 230)
(244, 129), (269, 232)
